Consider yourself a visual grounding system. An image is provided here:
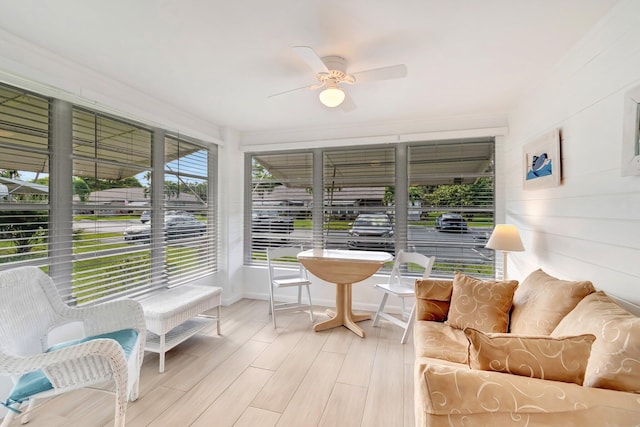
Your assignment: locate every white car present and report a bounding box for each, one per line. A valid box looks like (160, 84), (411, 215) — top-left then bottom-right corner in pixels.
(125, 215), (205, 241)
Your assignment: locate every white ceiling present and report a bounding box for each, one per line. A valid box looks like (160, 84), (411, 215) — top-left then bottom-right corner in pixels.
(0, 0), (618, 136)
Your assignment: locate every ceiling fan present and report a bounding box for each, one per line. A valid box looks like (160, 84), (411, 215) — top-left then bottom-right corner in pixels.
(270, 46), (408, 110)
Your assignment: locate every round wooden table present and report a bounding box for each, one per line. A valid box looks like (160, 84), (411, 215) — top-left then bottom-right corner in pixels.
(297, 249), (393, 337)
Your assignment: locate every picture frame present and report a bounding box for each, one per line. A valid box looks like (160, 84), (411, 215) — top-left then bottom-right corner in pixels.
(523, 129), (561, 190)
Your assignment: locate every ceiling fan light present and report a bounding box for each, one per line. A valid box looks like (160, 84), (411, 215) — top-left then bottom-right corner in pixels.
(319, 87), (345, 108)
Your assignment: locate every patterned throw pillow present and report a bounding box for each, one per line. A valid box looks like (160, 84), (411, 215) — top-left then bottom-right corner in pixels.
(552, 291), (640, 393)
(510, 269), (595, 335)
(414, 278), (453, 321)
(465, 327), (595, 385)
(445, 272), (518, 333)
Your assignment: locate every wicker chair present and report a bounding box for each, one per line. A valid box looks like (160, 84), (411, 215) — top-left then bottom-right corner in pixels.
(0, 267), (146, 427)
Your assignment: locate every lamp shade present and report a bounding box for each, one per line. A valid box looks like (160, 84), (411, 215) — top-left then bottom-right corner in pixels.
(485, 224), (524, 252)
(319, 86), (345, 107)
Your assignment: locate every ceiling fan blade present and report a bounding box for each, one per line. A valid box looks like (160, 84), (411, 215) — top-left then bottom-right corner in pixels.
(340, 92), (356, 112)
(268, 84), (315, 98)
(292, 46), (329, 73)
(351, 64), (407, 84)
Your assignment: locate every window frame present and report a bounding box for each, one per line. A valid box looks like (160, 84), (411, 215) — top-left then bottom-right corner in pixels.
(0, 82), (218, 305)
(245, 139), (496, 279)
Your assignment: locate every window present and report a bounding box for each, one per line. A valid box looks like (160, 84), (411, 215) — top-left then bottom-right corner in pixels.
(71, 108), (153, 304)
(408, 139), (495, 278)
(0, 82), (218, 305)
(247, 152), (313, 263)
(0, 85), (50, 269)
(246, 138), (495, 279)
(163, 135), (216, 286)
(323, 147), (395, 252)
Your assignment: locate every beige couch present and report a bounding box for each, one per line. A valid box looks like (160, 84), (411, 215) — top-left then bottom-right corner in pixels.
(413, 269), (640, 427)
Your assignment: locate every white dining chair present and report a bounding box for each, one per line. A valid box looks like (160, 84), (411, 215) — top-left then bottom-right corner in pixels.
(372, 250), (435, 343)
(266, 246), (314, 328)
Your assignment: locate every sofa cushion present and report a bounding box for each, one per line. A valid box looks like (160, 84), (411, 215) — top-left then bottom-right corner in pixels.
(465, 327), (595, 385)
(414, 321), (469, 364)
(445, 272), (518, 333)
(510, 269), (595, 335)
(552, 291), (640, 393)
(414, 278), (453, 321)
(415, 358), (640, 423)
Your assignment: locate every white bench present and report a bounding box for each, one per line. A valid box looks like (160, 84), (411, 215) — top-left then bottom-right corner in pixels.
(138, 284), (222, 373)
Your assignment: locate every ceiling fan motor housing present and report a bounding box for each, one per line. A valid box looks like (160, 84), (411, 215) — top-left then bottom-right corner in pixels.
(321, 55), (348, 73)
(318, 56), (355, 85)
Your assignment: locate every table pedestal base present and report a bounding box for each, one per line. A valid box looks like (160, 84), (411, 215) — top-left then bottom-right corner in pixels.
(313, 283), (370, 337)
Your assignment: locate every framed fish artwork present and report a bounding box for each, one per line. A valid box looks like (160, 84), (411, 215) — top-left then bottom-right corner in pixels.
(523, 129), (561, 190)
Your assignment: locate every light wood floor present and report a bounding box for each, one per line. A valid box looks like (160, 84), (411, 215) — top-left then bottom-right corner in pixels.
(9, 299), (415, 427)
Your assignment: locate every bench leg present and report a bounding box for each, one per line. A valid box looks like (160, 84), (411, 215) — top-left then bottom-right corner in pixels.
(216, 305), (221, 335)
(198, 305), (222, 335)
(159, 334), (166, 373)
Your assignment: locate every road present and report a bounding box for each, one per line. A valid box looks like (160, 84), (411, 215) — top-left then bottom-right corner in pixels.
(255, 225), (494, 268)
(74, 219), (141, 234)
(76, 220), (494, 268)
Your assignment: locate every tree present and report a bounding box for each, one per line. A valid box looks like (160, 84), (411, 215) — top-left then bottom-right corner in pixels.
(0, 210), (48, 255)
(165, 181), (179, 199)
(83, 176), (143, 192)
(383, 186), (431, 205)
(426, 184), (473, 207)
(73, 177), (90, 202)
(0, 170), (19, 179)
(252, 161), (277, 193)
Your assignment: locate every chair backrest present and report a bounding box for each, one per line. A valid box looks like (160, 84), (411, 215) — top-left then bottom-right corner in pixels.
(266, 246), (306, 282)
(388, 250), (435, 288)
(0, 267), (66, 356)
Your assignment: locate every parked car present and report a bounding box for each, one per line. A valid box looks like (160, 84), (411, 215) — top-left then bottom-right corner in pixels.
(124, 215), (205, 241)
(347, 213), (394, 251)
(140, 210), (151, 223)
(140, 210), (194, 223)
(252, 210), (294, 234)
(435, 213), (468, 231)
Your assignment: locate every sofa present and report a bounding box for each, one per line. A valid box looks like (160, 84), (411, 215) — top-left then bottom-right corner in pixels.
(413, 269), (640, 426)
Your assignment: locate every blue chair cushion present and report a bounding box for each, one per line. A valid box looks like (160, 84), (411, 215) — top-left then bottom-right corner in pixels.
(2, 328), (138, 412)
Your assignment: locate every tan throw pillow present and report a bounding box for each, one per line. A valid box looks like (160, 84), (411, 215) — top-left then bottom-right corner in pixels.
(465, 327), (595, 385)
(552, 291), (640, 393)
(510, 269), (595, 335)
(445, 272), (518, 333)
(414, 278), (452, 321)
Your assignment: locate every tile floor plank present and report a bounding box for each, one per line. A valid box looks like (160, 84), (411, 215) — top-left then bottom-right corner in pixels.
(275, 351), (345, 427)
(191, 367), (273, 427)
(250, 331), (328, 413)
(233, 407), (280, 427)
(148, 339), (268, 426)
(318, 382), (367, 427)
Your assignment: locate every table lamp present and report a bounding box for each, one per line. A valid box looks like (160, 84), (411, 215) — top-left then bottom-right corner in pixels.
(485, 224), (524, 280)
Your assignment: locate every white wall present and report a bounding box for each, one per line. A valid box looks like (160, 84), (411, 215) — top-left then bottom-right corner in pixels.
(218, 127), (245, 305)
(505, 0), (640, 307)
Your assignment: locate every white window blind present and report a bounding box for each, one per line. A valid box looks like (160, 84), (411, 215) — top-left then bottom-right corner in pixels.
(163, 135), (215, 286)
(0, 82), (218, 305)
(408, 139), (495, 278)
(70, 108), (155, 304)
(248, 152), (313, 263)
(246, 139), (495, 278)
(0, 85), (50, 269)
(323, 147), (395, 252)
